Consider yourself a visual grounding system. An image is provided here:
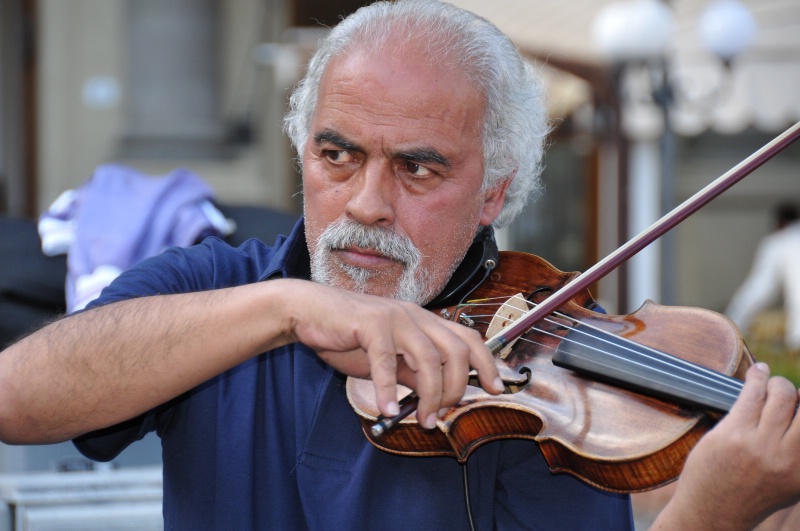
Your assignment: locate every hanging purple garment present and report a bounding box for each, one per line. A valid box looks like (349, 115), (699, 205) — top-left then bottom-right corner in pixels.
(39, 164), (234, 312)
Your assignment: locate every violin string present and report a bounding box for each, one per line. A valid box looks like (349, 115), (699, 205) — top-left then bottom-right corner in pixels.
(461, 296), (742, 388)
(499, 313), (743, 402)
(554, 316), (742, 392)
(457, 298), (744, 399)
(464, 319), (742, 405)
(501, 297), (744, 395)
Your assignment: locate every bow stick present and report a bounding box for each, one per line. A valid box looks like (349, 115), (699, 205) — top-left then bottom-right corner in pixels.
(372, 121), (800, 437)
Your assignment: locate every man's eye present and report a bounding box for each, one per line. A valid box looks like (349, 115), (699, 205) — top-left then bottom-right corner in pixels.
(404, 161), (432, 177)
(324, 150), (354, 163)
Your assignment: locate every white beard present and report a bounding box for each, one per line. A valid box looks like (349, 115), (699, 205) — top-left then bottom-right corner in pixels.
(310, 219), (434, 305)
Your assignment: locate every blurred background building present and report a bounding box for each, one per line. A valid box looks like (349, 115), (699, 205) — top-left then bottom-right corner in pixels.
(0, 0), (799, 527)
(3, 0), (798, 314)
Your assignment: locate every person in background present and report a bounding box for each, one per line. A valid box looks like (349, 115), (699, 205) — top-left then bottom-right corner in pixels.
(726, 202), (800, 351)
(2, 1), (800, 529)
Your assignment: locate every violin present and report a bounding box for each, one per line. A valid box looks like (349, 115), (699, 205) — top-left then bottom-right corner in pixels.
(347, 251), (751, 493)
(346, 121), (800, 494)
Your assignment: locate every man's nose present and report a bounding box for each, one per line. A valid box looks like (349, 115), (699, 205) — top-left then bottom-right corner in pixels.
(344, 161), (396, 227)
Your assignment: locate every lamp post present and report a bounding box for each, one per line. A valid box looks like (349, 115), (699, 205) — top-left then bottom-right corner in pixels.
(591, 0), (756, 310)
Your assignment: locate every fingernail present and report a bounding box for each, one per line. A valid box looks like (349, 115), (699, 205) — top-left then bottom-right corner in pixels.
(386, 401), (399, 416)
(755, 362), (770, 374)
(493, 377), (505, 392)
(438, 407), (450, 417)
(425, 413), (437, 429)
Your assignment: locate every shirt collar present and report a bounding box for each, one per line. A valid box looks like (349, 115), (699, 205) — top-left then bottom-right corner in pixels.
(257, 216), (311, 282)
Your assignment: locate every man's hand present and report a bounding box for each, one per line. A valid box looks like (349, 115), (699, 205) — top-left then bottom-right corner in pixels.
(653, 363), (800, 530)
(0, 278), (501, 444)
(282, 280), (504, 429)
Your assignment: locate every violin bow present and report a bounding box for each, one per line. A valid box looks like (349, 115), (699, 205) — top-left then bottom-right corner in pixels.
(371, 121), (800, 437)
(486, 120), (800, 355)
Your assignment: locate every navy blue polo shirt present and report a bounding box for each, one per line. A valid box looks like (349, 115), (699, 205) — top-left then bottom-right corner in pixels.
(74, 218), (633, 530)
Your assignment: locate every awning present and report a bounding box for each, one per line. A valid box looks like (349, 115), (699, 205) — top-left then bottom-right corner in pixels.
(449, 0), (800, 135)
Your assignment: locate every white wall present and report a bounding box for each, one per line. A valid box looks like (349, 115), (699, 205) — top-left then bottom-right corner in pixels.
(36, 0), (299, 215)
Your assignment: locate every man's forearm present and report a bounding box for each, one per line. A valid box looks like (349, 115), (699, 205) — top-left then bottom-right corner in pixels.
(0, 276), (501, 448)
(0, 282), (294, 445)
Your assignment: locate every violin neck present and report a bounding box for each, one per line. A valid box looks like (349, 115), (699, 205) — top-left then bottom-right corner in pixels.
(551, 324), (742, 414)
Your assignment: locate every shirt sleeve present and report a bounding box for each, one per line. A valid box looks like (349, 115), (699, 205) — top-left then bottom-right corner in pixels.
(726, 234), (784, 332)
(72, 240), (225, 462)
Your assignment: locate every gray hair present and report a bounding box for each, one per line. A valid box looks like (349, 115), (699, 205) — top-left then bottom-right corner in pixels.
(283, 0), (549, 228)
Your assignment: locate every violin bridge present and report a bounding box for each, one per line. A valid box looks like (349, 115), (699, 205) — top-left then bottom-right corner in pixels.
(467, 365), (529, 393)
(485, 293), (529, 360)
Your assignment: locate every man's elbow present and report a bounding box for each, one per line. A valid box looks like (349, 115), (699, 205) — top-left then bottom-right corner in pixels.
(0, 407), (73, 446)
(0, 391), (47, 445)
(0, 364), (70, 445)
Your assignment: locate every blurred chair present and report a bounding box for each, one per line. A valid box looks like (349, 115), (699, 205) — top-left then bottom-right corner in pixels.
(0, 215), (68, 348)
(0, 205), (298, 349)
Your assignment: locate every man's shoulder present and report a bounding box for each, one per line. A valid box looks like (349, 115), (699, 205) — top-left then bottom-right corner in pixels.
(783, 222), (800, 239)
(764, 223), (800, 254)
(159, 216), (305, 284)
(161, 234), (293, 288)
(88, 234), (291, 307)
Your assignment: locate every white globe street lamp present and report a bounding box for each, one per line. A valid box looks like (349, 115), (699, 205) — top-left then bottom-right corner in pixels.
(699, 0), (758, 62)
(592, 0), (674, 62)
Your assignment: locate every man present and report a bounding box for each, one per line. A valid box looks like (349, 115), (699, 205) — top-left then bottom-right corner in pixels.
(726, 203), (800, 351)
(1, 1), (799, 529)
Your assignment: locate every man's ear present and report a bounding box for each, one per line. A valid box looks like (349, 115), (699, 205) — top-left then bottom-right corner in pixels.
(479, 177), (512, 226)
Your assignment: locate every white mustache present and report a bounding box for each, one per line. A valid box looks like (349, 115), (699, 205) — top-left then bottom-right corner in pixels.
(317, 220), (421, 267)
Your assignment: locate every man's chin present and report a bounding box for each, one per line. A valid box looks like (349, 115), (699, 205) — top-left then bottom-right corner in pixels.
(311, 258), (436, 304)
(322, 271), (397, 298)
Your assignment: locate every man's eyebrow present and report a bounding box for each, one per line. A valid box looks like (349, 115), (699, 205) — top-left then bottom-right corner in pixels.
(313, 129), (451, 169)
(395, 147), (451, 169)
(313, 129), (361, 152)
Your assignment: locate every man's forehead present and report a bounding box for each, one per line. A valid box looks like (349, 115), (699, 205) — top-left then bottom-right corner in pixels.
(323, 38), (478, 97)
(312, 49), (483, 140)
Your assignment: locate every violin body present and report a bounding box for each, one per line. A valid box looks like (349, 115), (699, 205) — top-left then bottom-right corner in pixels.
(346, 251), (754, 493)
